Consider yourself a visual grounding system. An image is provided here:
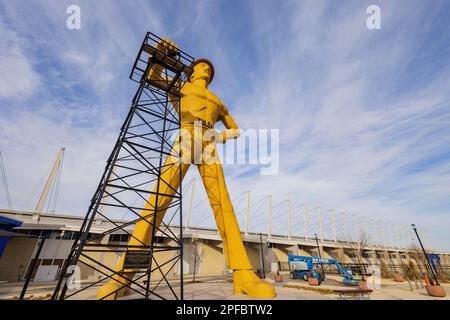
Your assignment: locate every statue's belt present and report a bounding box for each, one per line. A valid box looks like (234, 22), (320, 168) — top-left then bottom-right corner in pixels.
(181, 119), (214, 129)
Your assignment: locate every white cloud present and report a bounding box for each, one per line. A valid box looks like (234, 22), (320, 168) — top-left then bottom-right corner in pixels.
(0, 0), (449, 252)
(0, 18), (41, 99)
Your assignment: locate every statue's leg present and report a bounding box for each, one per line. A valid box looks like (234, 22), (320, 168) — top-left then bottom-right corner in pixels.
(196, 161), (275, 298)
(97, 152), (190, 300)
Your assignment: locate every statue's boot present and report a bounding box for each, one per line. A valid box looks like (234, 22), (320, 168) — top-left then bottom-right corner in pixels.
(233, 269), (276, 298)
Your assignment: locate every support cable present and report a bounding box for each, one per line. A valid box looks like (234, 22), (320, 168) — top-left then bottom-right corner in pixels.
(0, 150), (13, 210)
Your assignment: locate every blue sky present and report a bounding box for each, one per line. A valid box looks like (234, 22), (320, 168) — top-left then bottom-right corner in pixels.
(1, 0), (450, 251)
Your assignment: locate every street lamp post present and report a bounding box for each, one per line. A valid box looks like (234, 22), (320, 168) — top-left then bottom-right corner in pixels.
(314, 234), (325, 279)
(259, 233), (266, 279)
(411, 224), (439, 286)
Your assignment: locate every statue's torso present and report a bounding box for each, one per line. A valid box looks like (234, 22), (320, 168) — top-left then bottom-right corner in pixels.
(178, 82), (223, 125)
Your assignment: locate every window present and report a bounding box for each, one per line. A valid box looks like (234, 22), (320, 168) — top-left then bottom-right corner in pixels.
(362, 253), (372, 258)
(109, 234), (122, 243)
(154, 236), (164, 244)
(41, 259), (53, 265)
(267, 243), (277, 249)
(377, 254), (384, 259)
(29, 230), (42, 237)
(56, 231), (74, 239)
(390, 254), (397, 259)
(401, 254), (407, 259)
(41, 230), (55, 238)
(60, 231), (80, 240)
(108, 234), (130, 243)
(71, 232), (80, 240)
(27, 229), (56, 238)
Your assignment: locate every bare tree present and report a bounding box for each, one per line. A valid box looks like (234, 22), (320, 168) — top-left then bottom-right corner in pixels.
(336, 249), (345, 264)
(379, 260), (391, 279)
(408, 244), (434, 285)
(345, 232), (370, 281)
(191, 238), (203, 283)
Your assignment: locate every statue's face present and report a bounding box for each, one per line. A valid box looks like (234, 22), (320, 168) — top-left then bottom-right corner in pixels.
(192, 62), (212, 84)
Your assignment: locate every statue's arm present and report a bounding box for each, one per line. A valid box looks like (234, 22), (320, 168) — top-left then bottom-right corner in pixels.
(218, 104), (241, 143)
(147, 38), (178, 88)
(146, 38), (183, 112)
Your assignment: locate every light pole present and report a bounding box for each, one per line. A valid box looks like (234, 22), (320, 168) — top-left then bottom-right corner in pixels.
(245, 191), (250, 236)
(287, 200), (292, 239)
(267, 195), (272, 238)
(318, 207), (323, 242)
(411, 224), (439, 286)
(303, 203), (308, 240)
(259, 233), (266, 279)
(314, 233), (325, 278)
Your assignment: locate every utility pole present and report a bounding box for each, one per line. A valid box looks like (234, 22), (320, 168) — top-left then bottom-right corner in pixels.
(400, 225), (407, 249)
(411, 224), (439, 286)
(245, 191), (250, 236)
(259, 234), (266, 279)
(343, 211), (349, 241)
(331, 209), (336, 243)
(372, 221), (378, 245)
(186, 178), (196, 230)
(0, 149), (13, 211)
(389, 224), (395, 248)
(315, 234), (325, 279)
(287, 200), (292, 239)
(394, 224), (400, 248)
(318, 206), (323, 242)
(304, 203), (308, 240)
(364, 218), (369, 242)
(268, 194), (272, 238)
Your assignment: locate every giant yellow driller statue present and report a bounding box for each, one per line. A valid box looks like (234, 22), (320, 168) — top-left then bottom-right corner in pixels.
(97, 38), (275, 299)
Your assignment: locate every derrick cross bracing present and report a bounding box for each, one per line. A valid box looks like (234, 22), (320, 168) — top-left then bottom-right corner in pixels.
(52, 32), (194, 300)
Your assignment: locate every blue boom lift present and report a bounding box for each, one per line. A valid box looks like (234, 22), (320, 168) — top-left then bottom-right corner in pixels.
(288, 255), (362, 285)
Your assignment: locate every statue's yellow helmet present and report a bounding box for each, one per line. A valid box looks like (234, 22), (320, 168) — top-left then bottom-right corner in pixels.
(192, 58), (215, 84)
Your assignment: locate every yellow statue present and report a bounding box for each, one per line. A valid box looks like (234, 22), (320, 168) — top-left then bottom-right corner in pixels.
(97, 38), (275, 299)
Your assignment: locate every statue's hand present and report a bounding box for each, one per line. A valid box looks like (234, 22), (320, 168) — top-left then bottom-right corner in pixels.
(217, 131), (227, 144)
(217, 129), (240, 143)
(156, 37), (179, 57)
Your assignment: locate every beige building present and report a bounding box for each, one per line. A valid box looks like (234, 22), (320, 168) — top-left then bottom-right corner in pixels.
(0, 210), (449, 284)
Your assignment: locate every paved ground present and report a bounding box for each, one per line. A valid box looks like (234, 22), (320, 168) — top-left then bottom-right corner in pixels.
(0, 274), (448, 300)
(281, 274), (450, 300)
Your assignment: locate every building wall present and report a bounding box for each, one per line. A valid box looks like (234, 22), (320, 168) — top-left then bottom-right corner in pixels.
(325, 248), (344, 261)
(1, 226), (449, 283)
(244, 242), (265, 272)
(152, 239), (179, 278)
(297, 247), (311, 257)
(78, 237), (117, 281)
(271, 247), (289, 262)
(200, 240), (225, 275)
(0, 238), (37, 281)
(249, 244), (263, 271)
(320, 248), (333, 259)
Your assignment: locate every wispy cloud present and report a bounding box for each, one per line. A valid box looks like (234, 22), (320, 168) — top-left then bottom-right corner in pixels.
(0, 0), (449, 251)
(0, 16), (41, 99)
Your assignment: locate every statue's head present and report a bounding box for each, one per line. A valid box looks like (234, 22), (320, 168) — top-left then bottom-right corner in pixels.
(190, 59), (215, 85)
